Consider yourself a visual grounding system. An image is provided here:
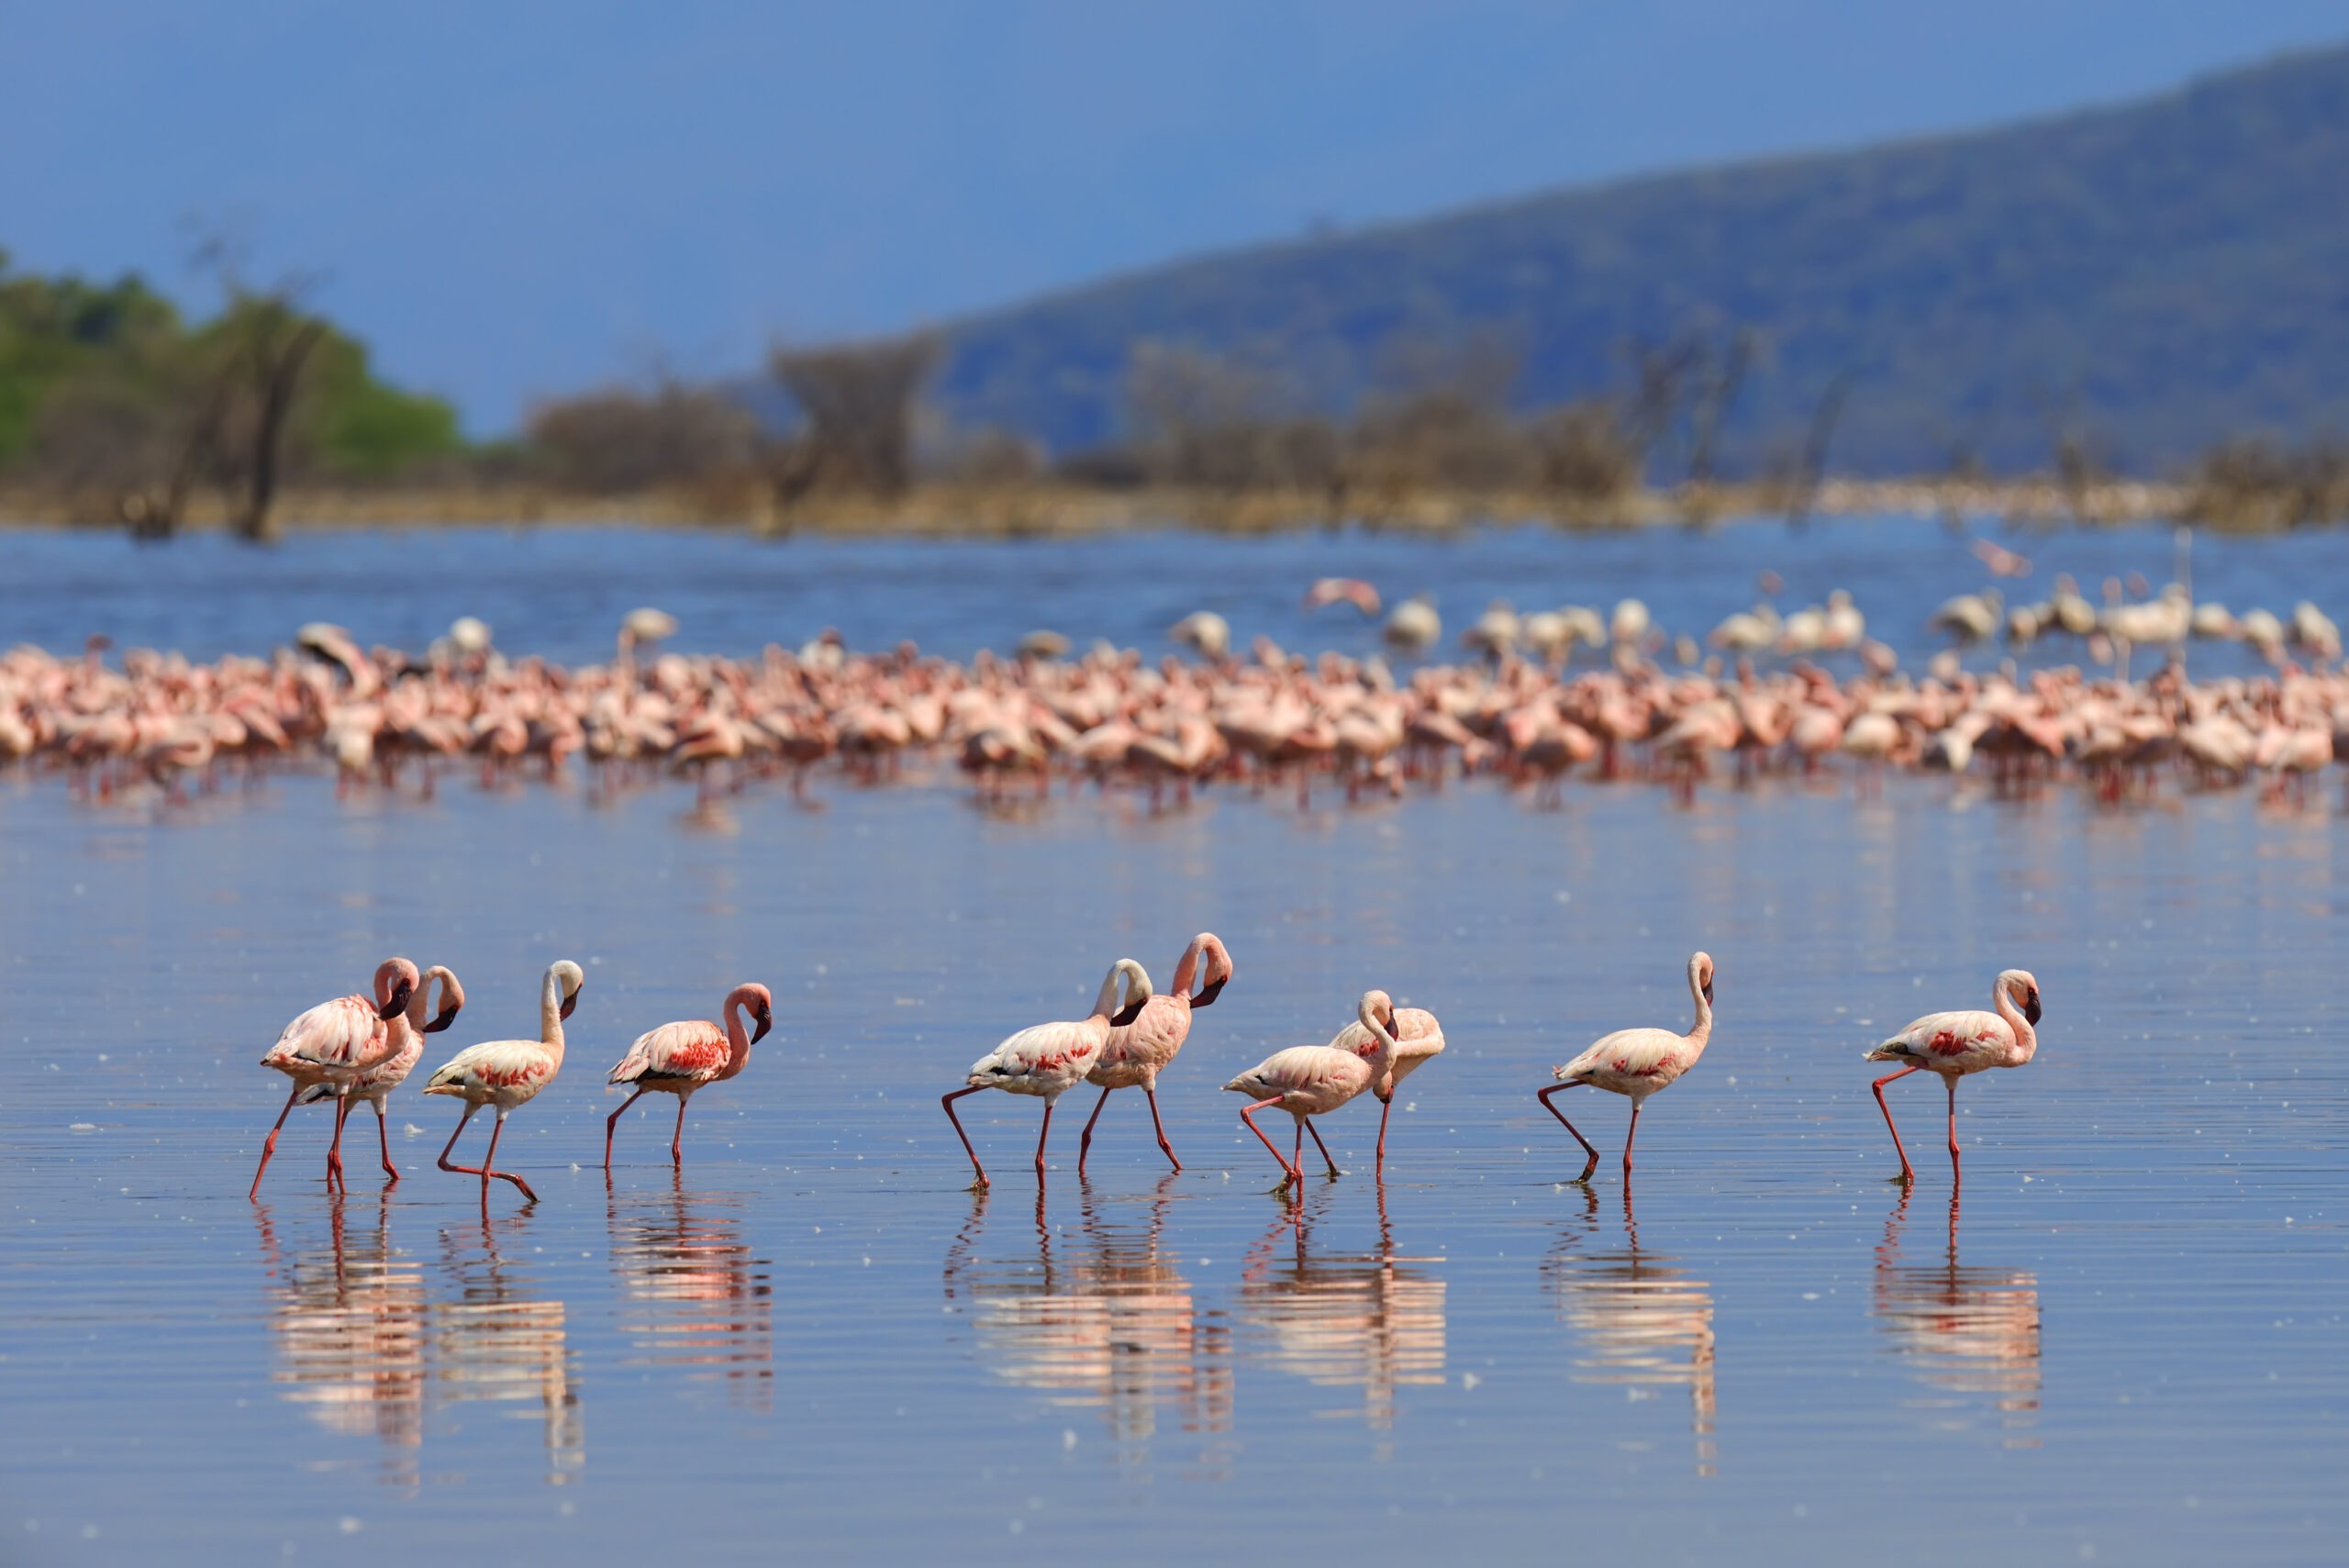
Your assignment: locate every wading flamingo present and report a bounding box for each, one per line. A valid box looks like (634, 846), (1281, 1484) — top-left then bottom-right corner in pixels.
(1328, 1001), (1445, 1173)
(294, 964), (465, 1186)
(943, 959), (1152, 1189)
(1540, 952), (1714, 1181)
(250, 959), (418, 1200)
(1865, 969), (2041, 1184)
(1077, 932), (1234, 1174)
(423, 960), (585, 1205)
(604, 983), (774, 1168)
(1224, 991), (1401, 1188)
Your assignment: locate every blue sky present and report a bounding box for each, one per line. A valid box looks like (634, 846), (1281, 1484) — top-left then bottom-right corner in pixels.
(6, 1), (2347, 432)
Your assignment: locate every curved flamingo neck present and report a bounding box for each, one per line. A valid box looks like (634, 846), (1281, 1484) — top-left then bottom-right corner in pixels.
(1994, 982), (2036, 1059)
(538, 969), (569, 1057)
(1169, 935), (1207, 997)
(1686, 965), (1713, 1049)
(720, 986), (759, 1073)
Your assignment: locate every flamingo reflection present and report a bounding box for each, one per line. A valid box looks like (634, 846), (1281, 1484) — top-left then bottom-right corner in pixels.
(1874, 1187), (2042, 1442)
(1236, 1184), (1446, 1429)
(943, 1178), (1232, 1449)
(256, 1197), (428, 1485)
(606, 1175), (774, 1410)
(434, 1211), (586, 1483)
(1542, 1185), (1718, 1474)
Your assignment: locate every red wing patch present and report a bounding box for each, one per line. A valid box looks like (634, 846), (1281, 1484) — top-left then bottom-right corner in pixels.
(1927, 1030), (1967, 1057)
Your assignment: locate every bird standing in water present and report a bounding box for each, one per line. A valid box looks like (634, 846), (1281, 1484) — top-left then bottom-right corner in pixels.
(1540, 952), (1715, 1181)
(1865, 969), (2042, 1184)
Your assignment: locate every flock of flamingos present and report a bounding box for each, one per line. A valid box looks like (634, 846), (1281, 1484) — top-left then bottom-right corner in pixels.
(251, 937), (2042, 1208)
(5, 564), (2349, 813)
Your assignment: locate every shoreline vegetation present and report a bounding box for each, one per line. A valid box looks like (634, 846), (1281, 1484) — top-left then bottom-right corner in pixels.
(6, 252), (2346, 543)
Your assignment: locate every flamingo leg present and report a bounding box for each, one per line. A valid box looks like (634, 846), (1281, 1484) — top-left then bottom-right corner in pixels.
(1076, 1085), (1114, 1174)
(1142, 1087), (1182, 1172)
(437, 1103), (484, 1178)
(1303, 1118), (1341, 1179)
(1872, 1064), (1921, 1183)
(1239, 1100), (1298, 1186)
(373, 1098), (399, 1185)
(942, 1086), (990, 1189)
(1375, 1095), (1393, 1176)
(1622, 1100), (1642, 1174)
(326, 1092), (352, 1192)
(1033, 1098), (1056, 1181)
(671, 1094), (690, 1165)
(1538, 1084), (1601, 1182)
(1944, 1072), (1962, 1181)
(250, 1083), (303, 1200)
(478, 1108), (538, 1204)
(604, 1087), (648, 1169)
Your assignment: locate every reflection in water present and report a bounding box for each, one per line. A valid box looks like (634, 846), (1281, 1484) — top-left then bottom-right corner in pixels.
(1237, 1185), (1446, 1429)
(1874, 1189), (2042, 1445)
(607, 1176), (774, 1410)
(1542, 1186), (1718, 1475)
(256, 1197), (428, 1485)
(435, 1211), (586, 1483)
(256, 1202), (585, 1485)
(943, 1179), (1231, 1453)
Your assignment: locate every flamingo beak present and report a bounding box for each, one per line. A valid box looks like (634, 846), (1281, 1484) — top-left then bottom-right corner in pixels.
(1109, 998), (1146, 1028)
(2024, 993), (2042, 1026)
(424, 1002), (462, 1034)
(377, 981), (413, 1021)
(1702, 978), (1714, 1005)
(1194, 977), (1226, 1008)
(751, 1010), (773, 1045)
(560, 984), (582, 1021)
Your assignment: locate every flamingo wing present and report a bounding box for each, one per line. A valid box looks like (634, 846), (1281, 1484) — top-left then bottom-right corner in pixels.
(426, 1040), (557, 1095)
(1555, 1026), (1688, 1089)
(1868, 1008), (2011, 1067)
(261, 995), (384, 1073)
(970, 1018), (1102, 1088)
(609, 1019), (727, 1085)
(1097, 995), (1189, 1075)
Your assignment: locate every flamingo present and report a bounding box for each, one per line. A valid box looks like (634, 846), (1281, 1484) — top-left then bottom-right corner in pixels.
(1077, 933), (1233, 1174)
(250, 959), (419, 1199)
(943, 959), (1152, 1189)
(1539, 952), (1715, 1181)
(422, 960), (585, 1205)
(1327, 1002), (1444, 1174)
(604, 983), (774, 1168)
(1224, 991), (1401, 1188)
(292, 964), (465, 1186)
(1865, 969), (2042, 1184)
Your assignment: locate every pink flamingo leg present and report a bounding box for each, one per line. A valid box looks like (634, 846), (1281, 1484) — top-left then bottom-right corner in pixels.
(250, 1084), (303, 1200)
(1873, 1064), (1921, 1183)
(437, 1103), (484, 1177)
(477, 1109), (538, 1204)
(1944, 1072), (1962, 1182)
(326, 1093), (352, 1191)
(373, 1100), (400, 1185)
(604, 1087), (647, 1169)
(671, 1095), (690, 1165)
(1142, 1087), (1181, 1172)
(942, 1086), (990, 1189)
(1032, 1098), (1057, 1181)
(1538, 1084), (1601, 1182)
(1076, 1086), (1115, 1175)
(1375, 1095), (1393, 1176)
(1303, 1118), (1340, 1178)
(1622, 1100), (1642, 1174)
(1239, 1100), (1298, 1185)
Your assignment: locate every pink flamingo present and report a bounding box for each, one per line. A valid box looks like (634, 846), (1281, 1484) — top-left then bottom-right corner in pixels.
(1224, 991), (1401, 1188)
(250, 959), (418, 1199)
(943, 959), (1151, 1189)
(604, 982), (774, 1168)
(423, 960), (584, 1205)
(1865, 969), (2041, 1184)
(293, 964), (465, 1186)
(1077, 933), (1233, 1174)
(1540, 952), (1714, 1181)
(1328, 1003), (1444, 1173)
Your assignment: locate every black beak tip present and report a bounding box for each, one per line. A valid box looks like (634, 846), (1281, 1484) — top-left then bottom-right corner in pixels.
(752, 1013), (774, 1044)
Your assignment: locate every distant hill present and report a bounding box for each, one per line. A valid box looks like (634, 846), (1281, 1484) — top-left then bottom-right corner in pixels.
(930, 44), (2349, 477)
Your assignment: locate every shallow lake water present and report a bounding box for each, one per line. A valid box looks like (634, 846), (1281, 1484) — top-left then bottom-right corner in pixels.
(3, 520), (2347, 1564)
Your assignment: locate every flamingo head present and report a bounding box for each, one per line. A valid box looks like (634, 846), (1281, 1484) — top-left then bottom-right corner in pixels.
(1105, 958), (1152, 1029)
(551, 960), (586, 1020)
(1191, 933), (1234, 1008)
(739, 983), (776, 1045)
(1691, 951), (1715, 1007)
(2000, 969), (2042, 1026)
(421, 965), (466, 1032)
(373, 958), (420, 1022)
